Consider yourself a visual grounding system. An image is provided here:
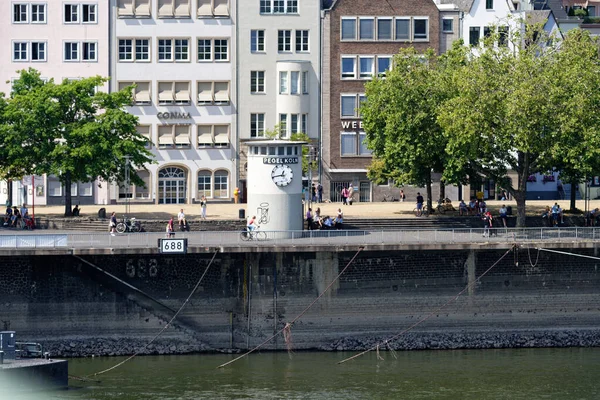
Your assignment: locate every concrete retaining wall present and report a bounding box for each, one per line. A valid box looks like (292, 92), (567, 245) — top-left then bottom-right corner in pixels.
(2, 246), (600, 356)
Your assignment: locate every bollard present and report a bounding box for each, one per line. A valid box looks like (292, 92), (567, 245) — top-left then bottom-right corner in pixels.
(0, 350), (4, 364)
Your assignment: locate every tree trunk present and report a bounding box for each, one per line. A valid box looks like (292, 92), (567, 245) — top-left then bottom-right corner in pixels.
(64, 173), (73, 217)
(514, 191), (527, 227)
(570, 179), (577, 211)
(426, 173), (433, 213)
(439, 181), (446, 200)
(6, 179), (12, 207)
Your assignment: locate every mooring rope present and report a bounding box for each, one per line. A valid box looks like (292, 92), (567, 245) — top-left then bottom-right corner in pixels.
(83, 250), (219, 378)
(217, 246), (365, 369)
(535, 247), (600, 261)
(337, 246), (515, 365)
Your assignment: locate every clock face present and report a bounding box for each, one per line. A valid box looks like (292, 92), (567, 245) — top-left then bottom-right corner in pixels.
(271, 164), (293, 187)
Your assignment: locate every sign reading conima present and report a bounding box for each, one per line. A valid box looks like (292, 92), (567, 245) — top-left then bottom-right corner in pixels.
(263, 157), (299, 165)
(157, 112), (192, 119)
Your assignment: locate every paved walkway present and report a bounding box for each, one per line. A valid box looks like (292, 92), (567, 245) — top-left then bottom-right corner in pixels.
(22, 200), (597, 221)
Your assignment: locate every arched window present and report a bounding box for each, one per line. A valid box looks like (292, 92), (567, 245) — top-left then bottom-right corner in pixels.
(197, 170), (212, 199)
(158, 166), (187, 204)
(214, 170), (229, 198)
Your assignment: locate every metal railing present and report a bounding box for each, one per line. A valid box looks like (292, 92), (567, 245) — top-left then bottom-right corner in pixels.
(0, 227), (599, 250)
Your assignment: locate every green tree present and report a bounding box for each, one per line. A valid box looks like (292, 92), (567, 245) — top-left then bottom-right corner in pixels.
(290, 132), (315, 176)
(1, 69), (154, 216)
(361, 46), (468, 212)
(438, 26), (600, 226)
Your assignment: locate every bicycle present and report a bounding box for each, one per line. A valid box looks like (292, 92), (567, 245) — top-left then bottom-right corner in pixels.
(413, 205), (430, 217)
(240, 226), (267, 241)
(382, 193), (399, 202)
(116, 216), (141, 233)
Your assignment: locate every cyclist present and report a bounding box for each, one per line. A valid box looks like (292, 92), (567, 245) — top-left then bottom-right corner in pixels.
(247, 215), (257, 232)
(416, 192), (424, 217)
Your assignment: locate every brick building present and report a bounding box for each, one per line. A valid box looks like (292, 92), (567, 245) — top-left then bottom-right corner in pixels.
(321, 0), (441, 203)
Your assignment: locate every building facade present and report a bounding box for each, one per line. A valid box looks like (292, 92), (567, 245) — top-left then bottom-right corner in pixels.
(236, 0), (321, 201)
(322, 0), (441, 202)
(111, 0), (236, 204)
(0, 0), (110, 206)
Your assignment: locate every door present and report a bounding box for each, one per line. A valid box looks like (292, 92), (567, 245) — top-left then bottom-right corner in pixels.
(158, 167), (187, 204)
(359, 181), (371, 202)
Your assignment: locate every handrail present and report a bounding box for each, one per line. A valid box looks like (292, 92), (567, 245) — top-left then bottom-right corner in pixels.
(0, 227), (598, 249)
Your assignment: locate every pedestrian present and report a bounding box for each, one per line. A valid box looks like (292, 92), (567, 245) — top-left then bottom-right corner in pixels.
(234, 187), (239, 204)
(499, 204), (508, 228)
(341, 186), (349, 205)
(416, 192), (424, 217)
(317, 183), (323, 203)
(311, 184), (316, 203)
(166, 217), (174, 238)
(348, 184), (354, 205)
(200, 195), (207, 219)
(109, 211), (117, 236)
(306, 207), (313, 230)
(400, 189), (406, 202)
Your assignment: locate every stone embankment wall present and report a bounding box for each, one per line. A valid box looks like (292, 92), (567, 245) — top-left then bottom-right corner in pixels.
(2, 246), (600, 357)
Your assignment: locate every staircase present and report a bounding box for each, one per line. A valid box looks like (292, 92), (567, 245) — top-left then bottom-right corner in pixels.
(562, 184), (582, 201)
(344, 217), (475, 231)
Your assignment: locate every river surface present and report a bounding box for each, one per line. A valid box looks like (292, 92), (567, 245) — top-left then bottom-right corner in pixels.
(27, 348), (600, 399)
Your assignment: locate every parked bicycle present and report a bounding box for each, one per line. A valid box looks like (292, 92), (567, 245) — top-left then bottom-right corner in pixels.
(413, 205), (431, 217)
(240, 226), (267, 241)
(382, 193), (399, 202)
(116, 216), (141, 233)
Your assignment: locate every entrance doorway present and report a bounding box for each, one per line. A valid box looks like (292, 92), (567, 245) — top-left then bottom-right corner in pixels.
(359, 181), (371, 202)
(158, 167), (187, 204)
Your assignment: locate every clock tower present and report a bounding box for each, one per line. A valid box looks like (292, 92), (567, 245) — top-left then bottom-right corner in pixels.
(246, 140), (306, 233)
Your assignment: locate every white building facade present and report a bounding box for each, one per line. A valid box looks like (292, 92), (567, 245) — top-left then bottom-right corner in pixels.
(111, 0), (236, 204)
(236, 0), (321, 199)
(0, 0), (110, 206)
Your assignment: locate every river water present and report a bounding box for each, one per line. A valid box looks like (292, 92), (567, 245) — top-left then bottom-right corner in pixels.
(21, 348), (598, 399)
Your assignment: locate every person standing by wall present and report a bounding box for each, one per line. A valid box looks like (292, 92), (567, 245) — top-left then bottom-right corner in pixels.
(200, 195), (207, 219)
(317, 183), (323, 203)
(109, 212), (117, 236)
(306, 207), (313, 230)
(348, 184), (354, 205)
(416, 192), (424, 217)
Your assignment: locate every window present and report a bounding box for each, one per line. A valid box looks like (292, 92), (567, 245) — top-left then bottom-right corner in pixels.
(341, 18), (356, 40)
(214, 171), (229, 198)
(118, 0), (151, 18)
(251, 71), (265, 93)
(13, 3), (28, 23)
(302, 71), (308, 94)
(287, 0), (297, 13)
(377, 56), (391, 76)
(119, 39), (133, 60)
(64, 4), (79, 23)
(301, 114), (308, 134)
(259, 0), (271, 13)
(589, 6), (596, 16)
(31, 42), (46, 61)
(213, 0), (229, 17)
(260, 0), (297, 14)
(82, 42), (97, 61)
(469, 27), (480, 46)
(377, 18), (392, 40)
(278, 30), (291, 52)
(341, 132), (357, 156)
(274, 0), (284, 13)
(48, 178), (62, 197)
(395, 18), (410, 40)
(498, 26), (508, 47)
(31, 4), (46, 23)
(251, 30), (265, 52)
(486, 0), (493, 10)
(135, 170), (151, 198)
(290, 71), (299, 95)
(79, 182), (93, 196)
(442, 18), (453, 33)
(158, 125), (191, 149)
(157, 81), (190, 105)
(64, 42), (79, 61)
(279, 114), (288, 138)
(158, 0), (192, 18)
(413, 18), (428, 40)
(250, 113), (265, 137)
(174, 39), (189, 61)
(290, 114), (299, 135)
(341, 95), (357, 118)
(136, 39), (150, 60)
(197, 81), (230, 105)
(82, 4), (97, 23)
(213, 125), (230, 147)
(214, 39), (228, 60)
(198, 39), (211, 61)
(296, 30), (309, 52)
(158, 39), (173, 61)
(359, 133), (372, 155)
(279, 71), (288, 94)
(197, 0), (229, 18)
(359, 56), (374, 79)
(13, 42), (28, 61)
(119, 81), (152, 105)
(359, 18), (374, 40)
(341, 57), (356, 79)
(136, 125), (152, 148)
(198, 171), (212, 197)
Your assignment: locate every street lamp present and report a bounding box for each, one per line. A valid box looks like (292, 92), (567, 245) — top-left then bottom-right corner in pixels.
(123, 155), (131, 216)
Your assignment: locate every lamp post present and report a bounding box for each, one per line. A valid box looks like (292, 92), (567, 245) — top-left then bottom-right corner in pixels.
(123, 155), (131, 216)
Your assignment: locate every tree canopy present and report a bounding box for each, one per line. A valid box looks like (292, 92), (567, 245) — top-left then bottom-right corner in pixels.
(0, 68), (154, 215)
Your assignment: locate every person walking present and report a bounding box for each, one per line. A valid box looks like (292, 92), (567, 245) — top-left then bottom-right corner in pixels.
(348, 184), (354, 205)
(306, 207), (313, 230)
(317, 183), (323, 203)
(400, 190), (406, 202)
(166, 217), (174, 238)
(499, 204), (508, 228)
(416, 192), (424, 217)
(341, 187), (349, 205)
(200, 195), (207, 219)
(109, 211), (117, 236)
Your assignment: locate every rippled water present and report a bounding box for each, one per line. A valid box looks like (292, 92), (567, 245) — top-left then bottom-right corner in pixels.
(20, 348), (600, 399)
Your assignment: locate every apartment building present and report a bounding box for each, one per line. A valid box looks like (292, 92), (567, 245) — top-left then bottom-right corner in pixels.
(236, 0), (321, 199)
(111, 0), (236, 204)
(0, 0), (110, 206)
(321, 0), (441, 202)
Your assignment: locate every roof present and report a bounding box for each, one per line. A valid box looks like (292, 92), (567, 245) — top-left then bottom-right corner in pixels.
(322, 0), (334, 9)
(440, 0), (474, 12)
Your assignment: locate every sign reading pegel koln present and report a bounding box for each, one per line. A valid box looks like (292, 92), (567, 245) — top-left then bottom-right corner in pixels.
(157, 112), (192, 119)
(263, 157), (299, 165)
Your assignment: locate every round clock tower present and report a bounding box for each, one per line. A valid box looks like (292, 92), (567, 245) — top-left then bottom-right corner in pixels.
(246, 140), (306, 232)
